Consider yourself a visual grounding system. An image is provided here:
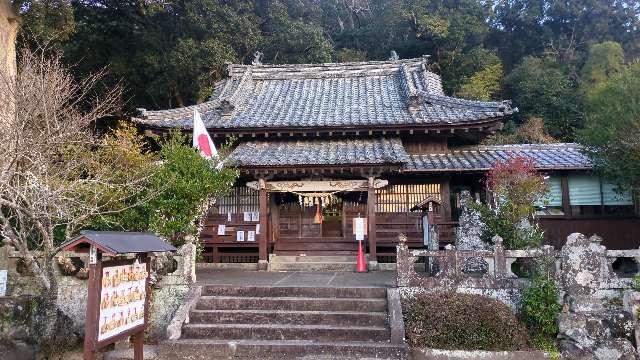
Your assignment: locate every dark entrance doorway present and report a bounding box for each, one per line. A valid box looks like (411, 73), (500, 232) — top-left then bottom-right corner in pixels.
(274, 193), (362, 256)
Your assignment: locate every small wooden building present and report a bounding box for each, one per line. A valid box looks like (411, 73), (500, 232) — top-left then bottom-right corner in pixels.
(133, 56), (640, 267)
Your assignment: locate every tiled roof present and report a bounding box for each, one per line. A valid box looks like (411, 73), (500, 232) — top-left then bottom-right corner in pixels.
(133, 57), (516, 130)
(227, 140), (590, 171)
(228, 138), (409, 167)
(406, 143), (591, 172)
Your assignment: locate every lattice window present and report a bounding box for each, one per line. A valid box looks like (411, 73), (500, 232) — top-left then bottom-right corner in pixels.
(375, 184), (441, 213)
(213, 186), (259, 214)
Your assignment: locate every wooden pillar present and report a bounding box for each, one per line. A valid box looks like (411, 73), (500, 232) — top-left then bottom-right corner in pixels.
(441, 179), (452, 221)
(258, 178), (269, 270)
(367, 177), (378, 270)
(561, 175), (572, 217)
(82, 260), (99, 360)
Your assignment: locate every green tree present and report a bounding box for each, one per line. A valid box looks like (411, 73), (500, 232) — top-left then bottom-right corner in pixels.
(483, 117), (557, 145)
(260, 1), (333, 64)
(17, 0), (75, 53)
(457, 62), (504, 100)
(63, 0), (261, 109)
(504, 56), (583, 140)
(146, 131), (238, 243)
(335, 48), (367, 62)
(90, 124), (238, 244)
(581, 41), (625, 95)
(580, 62), (640, 195)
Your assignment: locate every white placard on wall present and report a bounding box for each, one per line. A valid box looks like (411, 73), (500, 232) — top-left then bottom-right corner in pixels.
(243, 212), (251, 222)
(236, 231), (245, 242)
(354, 217), (365, 241)
(247, 231), (255, 242)
(0, 270), (7, 297)
(217, 225), (226, 236)
(251, 212), (259, 222)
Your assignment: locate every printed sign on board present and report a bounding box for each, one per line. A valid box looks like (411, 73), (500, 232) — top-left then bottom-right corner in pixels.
(97, 262), (147, 342)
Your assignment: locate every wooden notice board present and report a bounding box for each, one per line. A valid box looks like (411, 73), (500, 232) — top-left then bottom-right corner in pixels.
(84, 257), (151, 359)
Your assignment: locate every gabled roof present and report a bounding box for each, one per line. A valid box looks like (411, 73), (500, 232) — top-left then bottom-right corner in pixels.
(62, 231), (176, 255)
(133, 57), (516, 131)
(406, 143), (591, 172)
(229, 138), (409, 167)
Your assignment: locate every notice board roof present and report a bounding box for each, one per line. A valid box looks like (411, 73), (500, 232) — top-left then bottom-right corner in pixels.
(62, 231), (177, 255)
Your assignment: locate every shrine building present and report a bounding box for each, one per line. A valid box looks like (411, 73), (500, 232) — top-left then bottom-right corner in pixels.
(133, 55), (640, 269)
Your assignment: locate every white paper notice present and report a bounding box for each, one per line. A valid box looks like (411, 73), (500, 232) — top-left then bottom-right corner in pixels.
(217, 225), (226, 236)
(247, 231), (255, 242)
(227, 212), (232, 222)
(354, 217), (365, 241)
(237, 231), (245, 242)
(256, 224), (260, 234)
(251, 211), (259, 222)
(243, 212), (251, 222)
(0, 270), (7, 297)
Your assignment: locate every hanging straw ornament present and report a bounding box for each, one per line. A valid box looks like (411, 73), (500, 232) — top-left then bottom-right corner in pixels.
(298, 195), (303, 206)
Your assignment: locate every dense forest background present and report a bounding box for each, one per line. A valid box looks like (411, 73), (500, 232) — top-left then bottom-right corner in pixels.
(17, 0), (640, 142)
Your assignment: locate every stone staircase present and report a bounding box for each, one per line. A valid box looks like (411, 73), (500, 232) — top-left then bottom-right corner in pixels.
(160, 285), (408, 359)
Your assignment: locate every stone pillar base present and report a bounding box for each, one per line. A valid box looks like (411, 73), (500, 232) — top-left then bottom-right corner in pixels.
(257, 260), (268, 271)
(368, 260), (379, 271)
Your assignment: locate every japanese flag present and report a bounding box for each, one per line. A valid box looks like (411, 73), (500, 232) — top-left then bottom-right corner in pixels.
(193, 109), (218, 158)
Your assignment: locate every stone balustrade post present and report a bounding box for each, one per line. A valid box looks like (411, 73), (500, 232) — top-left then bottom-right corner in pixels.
(396, 233), (413, 287)
(492, 235), (507, 279)
(179, 235), (197, 284)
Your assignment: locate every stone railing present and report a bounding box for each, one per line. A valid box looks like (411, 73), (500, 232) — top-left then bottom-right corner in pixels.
(397, 233), (640, 292)
(397, 235), (555, 290)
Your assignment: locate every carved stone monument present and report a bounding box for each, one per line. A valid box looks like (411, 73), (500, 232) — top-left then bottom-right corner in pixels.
(558, 233), (637, 360)
(455, 190), (489, 274)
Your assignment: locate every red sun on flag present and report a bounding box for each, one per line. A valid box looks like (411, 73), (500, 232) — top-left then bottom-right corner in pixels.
(197, 133), (213, 157)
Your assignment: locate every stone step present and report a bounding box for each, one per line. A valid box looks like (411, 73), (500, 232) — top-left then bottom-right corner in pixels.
(195, 296), (388, 312)
(160, 339), (408, 359)
(275, 242), (358, 251)
(182, 323), (389, 342)
(269, 255), (365, 263)
(268, 262), (360, 272)
(275, 250), (358, 256)
(201, 286), (387, 298)
(188, 309), (388, 326)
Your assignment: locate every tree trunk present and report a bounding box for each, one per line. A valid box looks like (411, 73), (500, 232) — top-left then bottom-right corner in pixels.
(0, 0), (19, 126)
(0, 0), (18, 79)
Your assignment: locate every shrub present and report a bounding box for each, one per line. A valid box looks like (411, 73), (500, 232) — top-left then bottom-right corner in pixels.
(88, 124), (238, 245)
(474, 156), (548, 249)
(521, 258), (562, 337)
(403, 292), (530, 351)
(632, 274), (640, 291)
